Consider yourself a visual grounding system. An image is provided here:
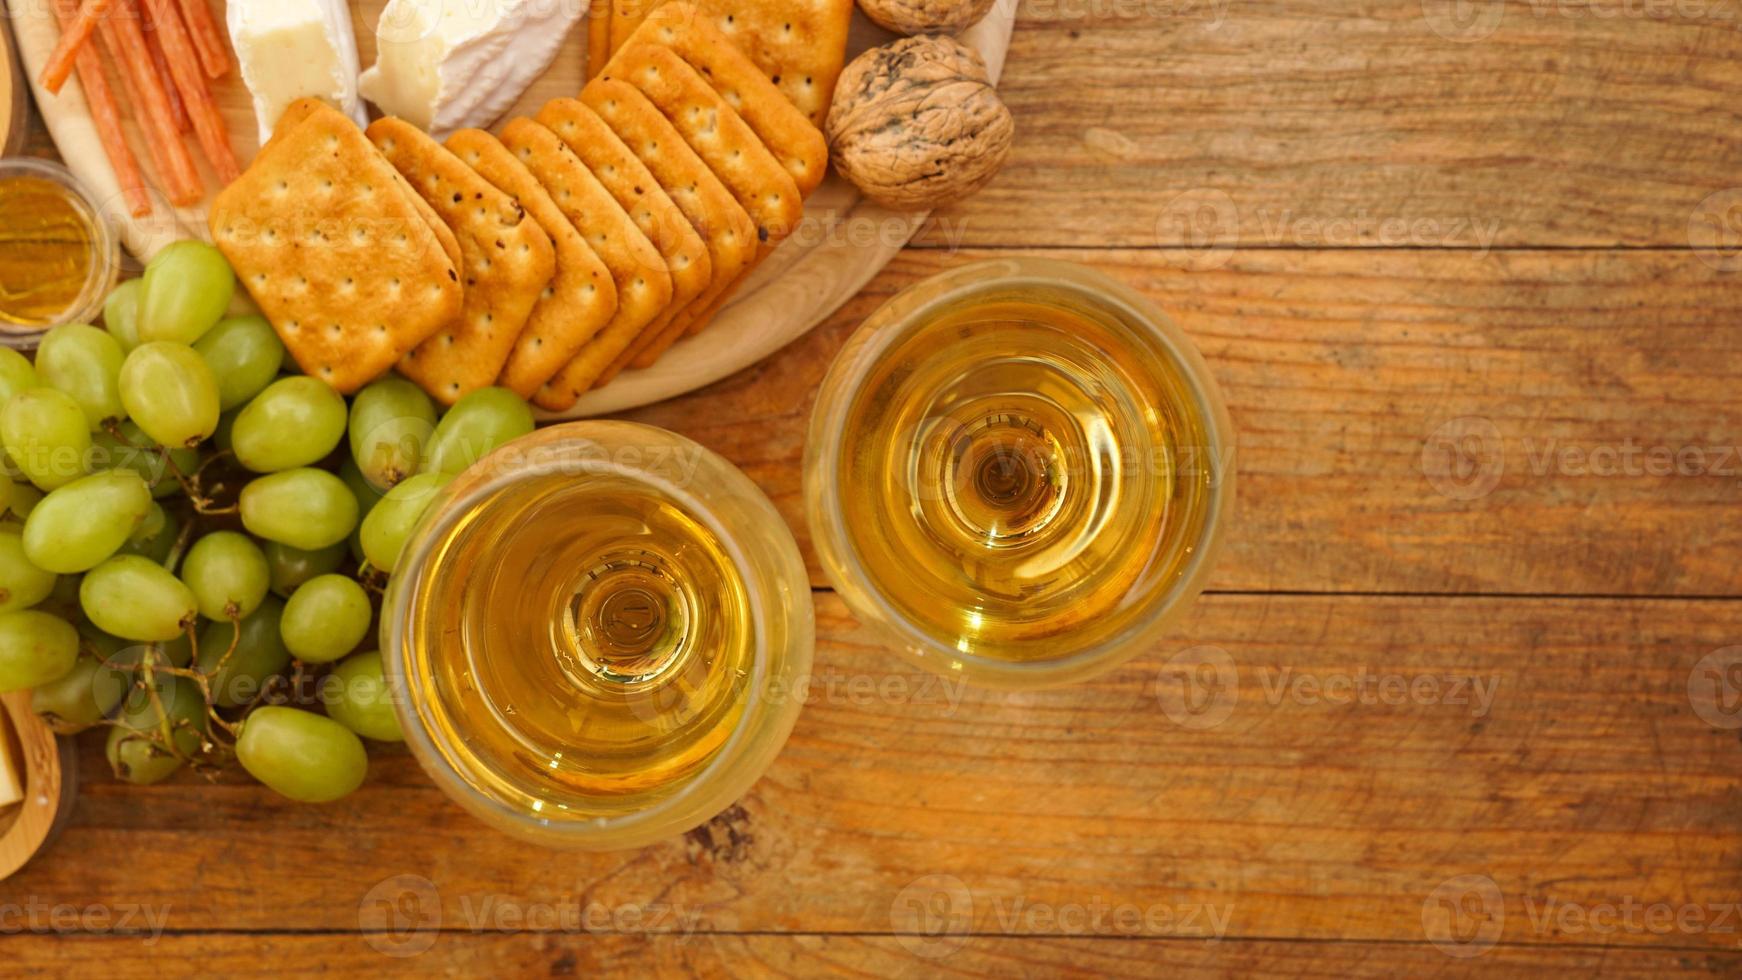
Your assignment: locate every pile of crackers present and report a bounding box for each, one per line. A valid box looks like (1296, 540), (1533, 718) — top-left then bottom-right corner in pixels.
(208, 4), (830, 411)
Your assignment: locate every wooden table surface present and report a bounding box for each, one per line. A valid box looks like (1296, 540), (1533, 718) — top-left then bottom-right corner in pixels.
(9, 1), (1742, 976)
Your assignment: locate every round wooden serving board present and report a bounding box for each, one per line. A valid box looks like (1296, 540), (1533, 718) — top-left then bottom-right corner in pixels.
(8, 2), (1015, 415)
(0, 691), (77, 882)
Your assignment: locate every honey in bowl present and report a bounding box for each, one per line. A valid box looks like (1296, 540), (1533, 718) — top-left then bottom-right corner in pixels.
(0, 159), (118, 343)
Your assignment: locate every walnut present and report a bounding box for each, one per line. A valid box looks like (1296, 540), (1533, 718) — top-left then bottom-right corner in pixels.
(857, 0), (996, 35)
(825, 36), (1015, 213)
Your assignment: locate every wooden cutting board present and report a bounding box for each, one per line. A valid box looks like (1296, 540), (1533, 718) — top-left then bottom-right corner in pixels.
(0, 691), (77, 883)
(7, 3), (1015, 415)
(0, 1), (24, 156)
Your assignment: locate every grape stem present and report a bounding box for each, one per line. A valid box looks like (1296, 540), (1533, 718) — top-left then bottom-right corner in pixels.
(99, 419), (239, 516)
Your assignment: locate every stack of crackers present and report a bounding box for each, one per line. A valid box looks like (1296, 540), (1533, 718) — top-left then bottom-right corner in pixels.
(208, 3), (830, 412)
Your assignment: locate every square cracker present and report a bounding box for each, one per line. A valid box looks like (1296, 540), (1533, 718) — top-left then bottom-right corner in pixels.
(534, 99), (711, 359)
(605, 0), (852, 127)
(499, 118), (673, 411)
(209, 102), (463, 394)
(578, 79), (756, 378)
(536, 96), (723, 377)
(622, 4), (827, 195)
(446, 129), (621, 399)
(368, 118), (557, 406)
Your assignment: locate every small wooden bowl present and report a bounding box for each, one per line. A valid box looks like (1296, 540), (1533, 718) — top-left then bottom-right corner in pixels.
(1, 4), (27, 156)
(0, 691), (77, 882)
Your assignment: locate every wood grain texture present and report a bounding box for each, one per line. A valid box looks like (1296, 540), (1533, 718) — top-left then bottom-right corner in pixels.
(4, 933), (1741, 977)
(6, 595), (1740, 952)
(917, 0), (1742, 249)
(626, 247), (1742, 597)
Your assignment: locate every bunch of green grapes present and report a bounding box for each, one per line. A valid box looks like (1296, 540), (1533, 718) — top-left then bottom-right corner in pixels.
(0, 241), (535, 804)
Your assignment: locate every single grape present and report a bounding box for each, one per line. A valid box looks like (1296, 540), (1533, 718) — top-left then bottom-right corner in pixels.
(90, 420), (199, 500)
(339, 457), (384, 520)
(0, 610), (79, 692)
(119, 342), (221, 448)
(421, 387), (534, 475)
(192, 315), (284, 411)
(212, 409), (238, 454)
(0, 529), (56, 613)
(359, 472), (453, 573)
(0, 471), (13, 516)
(7, 484), (40, 520)
(238, 469), (358, 550)
(0, 348), (39, 405)
(103, 279), (143, 352)
(139, 241), (234, 345)
(231, 377), (347, 473)
(118, 503), (178, 564)
(263, 540), (346, 598)
(23, 469), (152, 574)
(38, 572), (82, 622)
(196, 595), (290, 709)
(31, 652), (125, 734)
(280, 574), (371, 664)
(349, 378), (436, 491)
(80, 555), (199, 642)
(181, 531), (270, 621)
(36, 323), (126, 429)
(235, 706), (367, 803)
(2, 387), (92, 490)
(107, 673), (205, 785)
(324, 651), (403, 742)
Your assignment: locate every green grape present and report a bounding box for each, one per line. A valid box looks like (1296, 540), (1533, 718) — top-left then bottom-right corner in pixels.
(263, 540), (346, 598)
(0, 610), (78, 692)
(36, 323), (126, 429)
(90, 420), (198, 500)
(37, 573), (82, 622)
(31, 652), (126, 733)
(3, 387), (92, 490)
(118, 503), (178, 564)
(349, 378), (436, 491)
(196, 596), (290, 709)
(180, 531), (270, 621)
(235, 706), (367, 803)
(339, 457), (385, 520)
(422, 387), (534, 475)
(119, 343), (221, 449)
(192, 315), (284, 411)
(239, 469), (358, 550)
(324, 651), (403, 742)
(212, 409), (238, 454)
(0, 471), (12, 516)
(0, 529), (56, 613)
(7, 484), (41, 520)
(0, 348), (38, 405)
(23, 470), (152, 574)
(103, 279), (144, 352)
(231, 377), (347, 473)
(80, 555), (199, 642)
(359, 472), (453, 573)
(139, 241), (234, 345)
(107, 673), (205, 785)
(280, 574), (371, 664)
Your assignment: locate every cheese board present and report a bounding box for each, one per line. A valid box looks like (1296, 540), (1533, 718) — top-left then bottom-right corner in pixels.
(1, 2), (25, 155)
(0, 691), (77, 883)
(8, 1), (1015, 415)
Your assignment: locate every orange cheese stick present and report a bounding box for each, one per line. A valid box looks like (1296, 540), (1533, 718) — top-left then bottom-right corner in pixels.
(49, 0), (150, 216)
(101, 1), (203, 204)
(175, 0), (229, 78)
(39, 0), (115, 95)
(139, 0), (190, 133)
(137, 0), (239, 183)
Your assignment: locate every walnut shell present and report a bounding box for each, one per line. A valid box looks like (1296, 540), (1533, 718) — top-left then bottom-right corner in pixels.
(825, 36), (1014, 213)
(857, 0), (996, 35)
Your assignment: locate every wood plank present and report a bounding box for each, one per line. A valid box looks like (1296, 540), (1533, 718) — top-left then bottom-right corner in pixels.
(2, 932), (1738, 978)
(922, 0), (1742, 248)
(7, 595), (1740, 946)
(626, 247), (1742, 596)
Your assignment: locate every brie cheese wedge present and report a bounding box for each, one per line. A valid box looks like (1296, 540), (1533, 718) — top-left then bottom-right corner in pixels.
(359, 0), (588, 139)
(227, 0), (368, 144)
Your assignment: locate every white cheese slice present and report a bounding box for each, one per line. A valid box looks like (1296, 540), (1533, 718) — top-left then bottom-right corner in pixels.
(227, 0), (368, 144)
(359, 0), (587, 140)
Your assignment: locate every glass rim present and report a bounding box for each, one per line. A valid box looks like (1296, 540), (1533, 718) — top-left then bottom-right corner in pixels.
(382, 421), (790, 846)
(0, 157), (121, 346)
(805, 257), (1236, 688)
